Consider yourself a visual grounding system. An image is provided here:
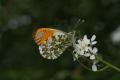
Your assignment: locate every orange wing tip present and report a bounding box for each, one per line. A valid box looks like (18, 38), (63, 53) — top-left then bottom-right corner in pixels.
(33, 28), (55, 45)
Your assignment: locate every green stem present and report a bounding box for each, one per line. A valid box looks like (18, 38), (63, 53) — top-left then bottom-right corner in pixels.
(96, 66), (108, 72)
(96, 55), (120, 72)
(76, 57), (108, 72)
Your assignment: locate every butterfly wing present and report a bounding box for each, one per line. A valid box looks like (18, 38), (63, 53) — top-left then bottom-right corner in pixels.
(33, 28), (54, 45)
(33, 28), (72, 59)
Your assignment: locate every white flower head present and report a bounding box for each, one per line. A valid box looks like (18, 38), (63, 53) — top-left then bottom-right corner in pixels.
(73, 34), (98, 71)
(73, 35), (98, 58)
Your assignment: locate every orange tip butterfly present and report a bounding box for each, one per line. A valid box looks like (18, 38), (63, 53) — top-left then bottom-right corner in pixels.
(33, 28), (73, 59)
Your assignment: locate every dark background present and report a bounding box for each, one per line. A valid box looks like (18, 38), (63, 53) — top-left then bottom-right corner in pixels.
(0, 0), (120, 80)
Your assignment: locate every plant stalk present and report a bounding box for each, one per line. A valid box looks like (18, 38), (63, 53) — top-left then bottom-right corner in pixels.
(96, 55), (120, 72)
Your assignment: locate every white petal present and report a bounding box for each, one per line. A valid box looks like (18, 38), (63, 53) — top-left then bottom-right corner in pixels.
(74, 45), (80, 53)
(80, 50), (84, 55)
(81, 41), (85, 47)
(91, 35), (96, 41)
(59, 52), (63, 55)
(76, 44), (81, 49)
(90, 55), (95, 60)
(73, 51), (79, 61)
(88, 47), (92, 52)
(83, 35), (90, 44)
(92, 64), (97, 71)
(74, 54), (79, 61)
(78, 40), (82, 44)
(83, 35), (87, 40)
(91, 41), (97, 45)
(85, 47), (89, 51)
(73, 57), (76, 61)
(84, 53), (91, 57)
(85, 39), (90, 44)
(76, 49), (81, 54)
(47, 56), (51, 59)
(92, 47), (98, 54)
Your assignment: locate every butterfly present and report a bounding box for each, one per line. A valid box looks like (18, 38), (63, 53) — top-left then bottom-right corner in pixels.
(33, 28), (73, 59)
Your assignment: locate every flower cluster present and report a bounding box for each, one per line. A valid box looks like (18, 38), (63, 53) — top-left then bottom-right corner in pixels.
(73, 35), (98, 71)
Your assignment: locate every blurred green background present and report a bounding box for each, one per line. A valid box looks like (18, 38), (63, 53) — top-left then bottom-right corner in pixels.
(0, 0), (120, 80)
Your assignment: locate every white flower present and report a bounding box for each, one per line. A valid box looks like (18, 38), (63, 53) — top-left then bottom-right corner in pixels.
(73, 35), (91, 56)
(92, 61), (98, 71)
(92, 64), (97, 71)
(89, 47), (98, 60)
(73, 34), (98, 71)
(73, 35), (98, 58)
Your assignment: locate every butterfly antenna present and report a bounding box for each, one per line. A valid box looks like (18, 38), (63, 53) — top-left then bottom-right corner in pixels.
(74, 18), (85, 30)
